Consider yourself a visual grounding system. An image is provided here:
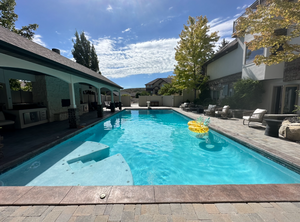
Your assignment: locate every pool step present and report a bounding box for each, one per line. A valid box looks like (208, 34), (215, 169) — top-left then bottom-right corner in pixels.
(66, 141), (109, 170)
(24, 141), (133, 186)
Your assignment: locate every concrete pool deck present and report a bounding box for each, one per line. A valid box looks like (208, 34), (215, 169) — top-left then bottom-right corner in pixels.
(1, 105), (300, 221)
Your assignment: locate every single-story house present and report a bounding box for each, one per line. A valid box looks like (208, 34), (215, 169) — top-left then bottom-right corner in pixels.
(0, 25), (122, 128)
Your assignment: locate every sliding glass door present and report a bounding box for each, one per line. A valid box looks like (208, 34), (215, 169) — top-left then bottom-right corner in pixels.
(273, 85), (298, 114)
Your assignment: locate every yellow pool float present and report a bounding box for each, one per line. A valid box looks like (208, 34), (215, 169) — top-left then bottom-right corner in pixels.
(188, 124), (209, 134)
(187, 117), (210, 135)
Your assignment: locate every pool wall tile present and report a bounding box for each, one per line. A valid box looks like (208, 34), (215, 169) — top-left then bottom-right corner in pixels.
(13, 186), (72, 205)
(0, 186), (33, 205)
(60, 186), (112, 204)
(107, 186), (154, 203)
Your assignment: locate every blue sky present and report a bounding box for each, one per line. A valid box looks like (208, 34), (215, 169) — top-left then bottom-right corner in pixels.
(14, 0), (254, 89)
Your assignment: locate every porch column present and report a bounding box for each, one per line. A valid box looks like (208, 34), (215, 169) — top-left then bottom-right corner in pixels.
(69, 82), (77, 109)
(110, 90), (115, 112)
(68, 81), (80, 128)
(118, 90), (122, 110)
(3, 71), (13, 109)
(97, 87), (103, 118)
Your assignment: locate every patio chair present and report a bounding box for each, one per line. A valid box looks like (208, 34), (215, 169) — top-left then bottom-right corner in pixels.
(215, 105), (230, 118)
(104, 101), (111, 110)
(242, 108), (267, 127)
(204, 104), (216, 116)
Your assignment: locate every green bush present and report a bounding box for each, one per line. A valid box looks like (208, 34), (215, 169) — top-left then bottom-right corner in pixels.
(220, 79), (264, 109)
(194, 87), (211, 105)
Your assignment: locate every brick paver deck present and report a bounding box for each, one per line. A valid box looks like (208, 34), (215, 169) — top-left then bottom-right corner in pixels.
(1, 202), (300, 221)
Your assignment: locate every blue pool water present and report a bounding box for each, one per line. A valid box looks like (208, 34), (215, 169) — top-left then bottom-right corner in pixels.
(1, 109), (300, 186)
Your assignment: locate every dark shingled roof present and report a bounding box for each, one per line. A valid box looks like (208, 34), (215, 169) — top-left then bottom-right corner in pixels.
(145, 78), (172, 85)
(204, 39), (238, 66)
(0, 26), (122, 89)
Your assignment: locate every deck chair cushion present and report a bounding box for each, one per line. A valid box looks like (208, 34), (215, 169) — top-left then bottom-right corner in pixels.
(207, 104), (216, 111)
(252, 109), (267, 120)
(222, 106), (230, 113)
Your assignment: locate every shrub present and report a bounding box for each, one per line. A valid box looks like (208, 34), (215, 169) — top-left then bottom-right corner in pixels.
(220, 79), (264, 109)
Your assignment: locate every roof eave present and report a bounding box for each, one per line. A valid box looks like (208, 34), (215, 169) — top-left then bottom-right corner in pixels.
(0, 40), (123, 89)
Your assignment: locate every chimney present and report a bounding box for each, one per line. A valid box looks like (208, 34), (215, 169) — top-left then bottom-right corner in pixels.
(52, 48), (60, 54)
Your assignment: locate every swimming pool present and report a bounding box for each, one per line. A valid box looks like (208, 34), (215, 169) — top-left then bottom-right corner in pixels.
(1, 109), (300, 186)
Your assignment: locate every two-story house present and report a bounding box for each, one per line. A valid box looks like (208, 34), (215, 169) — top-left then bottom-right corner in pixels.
(204, 39), (243, 101)
(205, 0), (300, 114)
(145, 78), (172, 95)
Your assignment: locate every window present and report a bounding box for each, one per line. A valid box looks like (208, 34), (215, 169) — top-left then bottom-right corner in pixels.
(213, 90), (219, 100)
(245, 47), (264, 65)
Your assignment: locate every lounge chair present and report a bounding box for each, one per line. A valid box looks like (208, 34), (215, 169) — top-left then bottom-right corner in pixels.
(204, 104), (217, 116)
(215, 105), (230, 118)
(242, 108), (267, 127)
(104, 101), (111, 110)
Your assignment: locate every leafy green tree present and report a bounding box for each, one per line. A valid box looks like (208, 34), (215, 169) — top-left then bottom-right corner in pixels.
(0, 0), (38, 40)
(91, 44), (100, 73)
(158, 83), (181, 95)
(173, 16), (219, 99)
(22, 81), (32, 91)
(234, 0), (300, 65)
(9, 79), (21, 91)
(72, 31), (100, 73)
(140, 91), (151, 96)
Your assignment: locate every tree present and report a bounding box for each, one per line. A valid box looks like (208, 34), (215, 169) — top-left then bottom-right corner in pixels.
(234, 0), (300, 66)
(22, 81), (32, 91)
(91, 44), (100, 73)
(72, 31), (100, 73)
(9, 79), (21, 91)
(0, 0), (38, 40)
(173, 16), (219, 99)
(218, 38), (229, 51)
(158, 83), (181, 95)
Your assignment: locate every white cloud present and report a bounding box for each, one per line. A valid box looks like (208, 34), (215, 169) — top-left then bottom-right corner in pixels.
(234, 12), (243, 18)
(55, 31), (60, 35)
(159, 16), (175, 24)
(59, 49), (69, 55)
(237, 4), (247, 10)
(169, 7), (173, 10)
(92, 38), (179, 79)
(122, 28), (131, 33)
(32, 35), (47, 47)
(84, 31), (91, 40)
(106, 5), (113, 11)
(207, 17), (237, 51)
(208, 17), (236, 38)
